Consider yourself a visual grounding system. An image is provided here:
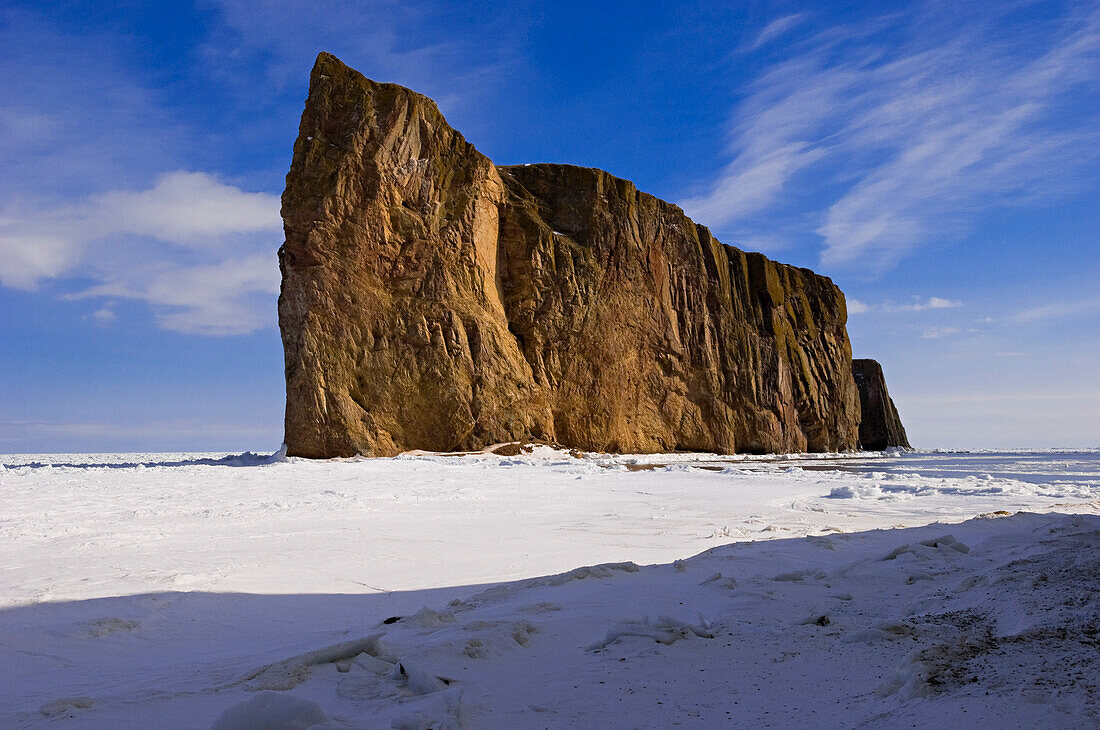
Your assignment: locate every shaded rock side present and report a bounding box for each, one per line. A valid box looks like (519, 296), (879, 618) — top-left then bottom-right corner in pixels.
(852, 359), (911, 450)
(279, 53), (861, 457)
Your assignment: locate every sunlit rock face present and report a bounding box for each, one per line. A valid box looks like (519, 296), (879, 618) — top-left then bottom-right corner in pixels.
(280, 52), (865, 457)
(853, 359), (911, 450)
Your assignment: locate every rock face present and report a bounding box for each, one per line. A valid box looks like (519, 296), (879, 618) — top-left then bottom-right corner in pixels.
(852, 359), (910, 450)
(280, 52), (865, 457)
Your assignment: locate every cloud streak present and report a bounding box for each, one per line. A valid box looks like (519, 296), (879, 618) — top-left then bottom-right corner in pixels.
(746, 13), (808, 51)
(0, 1), (513, 337)
(203, 0), (526, 113)
(921, 326), (976, 339)
(1014, 298), (1100, 323)
(681, 3), (1100, 271)
(0, 171), (282, 334)
(93, 172), (279, 243)
(848, 296), (961, 314)
(0, 7), (183, 200)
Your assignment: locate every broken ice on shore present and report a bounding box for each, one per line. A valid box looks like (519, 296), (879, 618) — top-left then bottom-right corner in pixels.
(0, 448), (1097, 727)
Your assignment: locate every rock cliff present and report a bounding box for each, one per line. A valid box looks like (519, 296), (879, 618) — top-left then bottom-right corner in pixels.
(279, 53), (866, 457)
(852, 359), (911, 450)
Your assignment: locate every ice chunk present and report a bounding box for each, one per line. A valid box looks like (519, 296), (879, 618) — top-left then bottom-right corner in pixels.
(408, 606), (456, 628)
(700, 572), (737, 589)
(242, 634), (389, 690)
(546, 561), (639, 585)
(209, 692), (328, 730)
(882, 534), (970, 560)
(588, 615), (714, 650)
(388, 660), (452, 696)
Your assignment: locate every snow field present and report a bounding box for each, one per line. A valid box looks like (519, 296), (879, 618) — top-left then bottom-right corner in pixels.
(0, 449), (1097, 727)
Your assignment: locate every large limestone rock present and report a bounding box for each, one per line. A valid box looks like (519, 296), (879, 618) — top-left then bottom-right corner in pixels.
(279, 52), (863, 457)
(852, 359), (911, 450)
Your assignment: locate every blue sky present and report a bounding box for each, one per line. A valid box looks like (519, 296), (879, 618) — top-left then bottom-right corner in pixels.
(1, 0), (1097, 452)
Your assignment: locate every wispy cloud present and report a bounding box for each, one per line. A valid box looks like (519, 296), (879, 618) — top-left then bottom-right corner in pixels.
(1014, 298), (1100, 323)
(89, 306), (117, 326)
(0, 8), (182, 200)
(0, 9), (285, 336)
(921, 326), (976, 339)
(0, 171), (281, 334)
(681, 3), (1100, 271)
(76, 253), (281, 336)
(203, 0), (526, 112)
(745, 13), (808, 52)
(881, 297), (962, 313)
(848, 296), (961, 314)
(0, 2), (515, 337)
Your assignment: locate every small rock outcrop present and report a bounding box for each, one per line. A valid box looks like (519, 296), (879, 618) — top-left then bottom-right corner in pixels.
(852, 359), (910, 450)
(279, 53), (873, 457)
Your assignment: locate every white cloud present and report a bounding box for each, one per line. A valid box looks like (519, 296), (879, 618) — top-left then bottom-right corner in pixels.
(0, 9), (289, 337)
(0, 229), (78, 289)
(93, 171), (280, 243)
(79, 254), (280, 335)
(921, 327), (963, 339)
(847, 298), (870, 314)
(882, 297), (962, 313)
(681, 4), (1100, 272)
(90, 306), (117, 325)
(0, 171), (282, 335)
(0, 1), (517, 339)
(850, 296), (962, 314)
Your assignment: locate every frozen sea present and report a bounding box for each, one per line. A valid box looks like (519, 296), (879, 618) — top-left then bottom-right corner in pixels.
(1, 448), (1097, 727)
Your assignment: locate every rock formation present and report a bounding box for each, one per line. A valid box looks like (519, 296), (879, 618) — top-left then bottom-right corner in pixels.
(852, 359), (910, 450)
(280, 52), (873, 458)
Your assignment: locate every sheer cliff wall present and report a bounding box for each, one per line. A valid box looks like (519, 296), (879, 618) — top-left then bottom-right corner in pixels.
(280, 53), (862, 457)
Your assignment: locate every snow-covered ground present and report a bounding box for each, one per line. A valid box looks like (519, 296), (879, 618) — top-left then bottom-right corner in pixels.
(1, 448), (1097, 727)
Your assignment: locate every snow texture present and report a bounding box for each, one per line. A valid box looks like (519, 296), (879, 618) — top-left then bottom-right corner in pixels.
(210, 692), (328, 730)
(0, 448), (1097, 727)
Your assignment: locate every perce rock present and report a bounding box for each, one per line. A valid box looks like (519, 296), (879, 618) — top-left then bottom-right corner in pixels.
(280, 52), (900, 458)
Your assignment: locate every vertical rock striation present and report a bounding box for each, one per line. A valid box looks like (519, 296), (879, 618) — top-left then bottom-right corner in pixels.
(279, 53), (868, 457)
(496, 164), (860, 454)
(852, 359), (911, 450)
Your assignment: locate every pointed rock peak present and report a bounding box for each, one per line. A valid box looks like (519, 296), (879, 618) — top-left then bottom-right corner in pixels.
(306, 51), (450, 130)
(312, 50), (344, 73)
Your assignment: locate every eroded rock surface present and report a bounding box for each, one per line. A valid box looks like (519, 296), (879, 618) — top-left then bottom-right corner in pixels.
(280, 53), (865, 457)
(852, 359), (911, 450)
